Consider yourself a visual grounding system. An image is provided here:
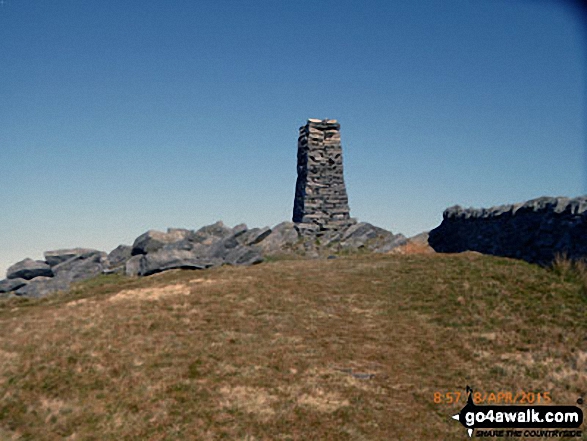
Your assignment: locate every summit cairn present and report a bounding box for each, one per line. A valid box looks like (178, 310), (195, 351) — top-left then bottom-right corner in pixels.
(293, 119), (356, 235)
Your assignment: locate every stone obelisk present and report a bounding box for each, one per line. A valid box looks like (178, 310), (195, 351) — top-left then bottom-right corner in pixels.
(293, 118), (355, 235)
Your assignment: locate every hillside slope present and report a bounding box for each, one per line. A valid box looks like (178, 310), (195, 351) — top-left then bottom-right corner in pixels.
(0, 253), (585, 440)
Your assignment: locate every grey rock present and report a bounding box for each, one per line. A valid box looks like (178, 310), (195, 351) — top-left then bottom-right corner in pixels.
(372, 233), (408, 253)
(430, 195), (587, 264)
(408, 231), (430, 245)
(125, 255), (143, 277)
(258, 222), (300, 253)
(208, 236), (240, 260)
(106, 245), (133, 268)
(231, 223), (248, 237)
(139, 249), (221, 277)
(0, 278), (28, 293)
(7, 258), (53, 280)
(44, 248), (101, 267)
(224, 246), (264, 266)
(340, 222), (388, 248)
(131, 229), (190, 256)
(338, 222), (407, 253)
(188, 221), (233, 245)
(102, 266), (125, 275)
(15, 276), (70, 298)
(237, 227), (272, 246)
(52, 251), (107, 283)
(167, 228), (191, 236)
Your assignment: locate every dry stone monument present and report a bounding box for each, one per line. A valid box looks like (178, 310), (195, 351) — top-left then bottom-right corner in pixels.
(293, 118), (356, 235)
(0, 118), (408, 299)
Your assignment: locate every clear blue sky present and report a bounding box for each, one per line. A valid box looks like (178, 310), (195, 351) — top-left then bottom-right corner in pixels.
(1, 0), (585, 276)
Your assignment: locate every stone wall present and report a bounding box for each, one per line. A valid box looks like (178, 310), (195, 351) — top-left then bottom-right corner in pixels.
(428, 196), (587, 264)
(293, 118), (355, 235)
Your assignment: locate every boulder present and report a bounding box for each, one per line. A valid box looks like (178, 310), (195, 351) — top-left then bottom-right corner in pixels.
(225, 246), (264, 266)
(167, 228), (192, 236)
(408, 231), (430, 245)
(138, 249), (221, 277)
(188, 221), (234, 245)
(237, 227), (272, 246)
(106, 245), (133, 269)
(52, 251), (107, 283)
(15, 276), (70, 298)
(231, 223), (248, 238)
(0, 278), (28, 293)
(7, 258), (53, 280)
(44, 248), (101, 267)
(131, 229), (189, 256)
(371, 233), (408, 253)
(125, 255), (143, 277)
(340, 222), (388, 248)
(208, 236), (241, 260)
(258, 222), (299, 253)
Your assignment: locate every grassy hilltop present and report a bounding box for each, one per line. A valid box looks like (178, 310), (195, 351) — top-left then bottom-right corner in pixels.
(0, 252), (585, 440)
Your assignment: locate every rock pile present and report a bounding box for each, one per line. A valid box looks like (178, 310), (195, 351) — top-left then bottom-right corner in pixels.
(293, 119), (356, 235)
(429, 196), (587, 264)
(0, 220), (406, 299)
(1, 249), (107, 298)
(125, 221), (264, 277)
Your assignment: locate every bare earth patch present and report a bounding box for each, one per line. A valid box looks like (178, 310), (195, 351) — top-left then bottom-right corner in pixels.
(219, 385), (277, 419)
(107, 283), (190, 302)
(297, 388), (350, 413)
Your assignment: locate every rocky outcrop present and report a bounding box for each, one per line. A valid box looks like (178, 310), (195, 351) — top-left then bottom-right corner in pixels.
(0, 278), (27, 294)
(15, 277), (71, 299)
(131, 229), (190, 255)
(1, 219), (406, 299)
(125, 222), (265, 277)
(236, 227), (272, 246)
(124, 255), (143, 277)
(138, 249), (220, 277)
(189, 221), (233, 244)
(1, 249), (109, 299)
(429, 196), (587, 264)
(257, 222), (299, 253)
(7, 259), (53, 280)
(44, 248), (101, 267)
(52, 251), (107, 283)
(104, 245), (133, 273)
(340, 222), (407, 252)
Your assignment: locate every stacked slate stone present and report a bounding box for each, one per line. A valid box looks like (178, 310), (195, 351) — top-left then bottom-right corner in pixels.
(429, 196), (587, 265)
(293, 118), (356, 235)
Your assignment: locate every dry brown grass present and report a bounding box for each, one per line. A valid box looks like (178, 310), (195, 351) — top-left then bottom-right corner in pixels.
(552, 253), (587, 298)
(390, 241), (435, 255)
(0, 253), (585, 440)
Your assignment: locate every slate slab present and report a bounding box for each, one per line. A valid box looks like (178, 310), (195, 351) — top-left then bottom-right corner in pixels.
(15, 276), (70, 298)
(138, 249), (221, 277)
(0, 278), (28, 293)
(106, 245), (133, 268)
(7, 258), (53, 280)
(258, 222), (299, 253)
(52, 251), (107, 283)
(44, 248), (101, 267)
(131, 229), (189, 255)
